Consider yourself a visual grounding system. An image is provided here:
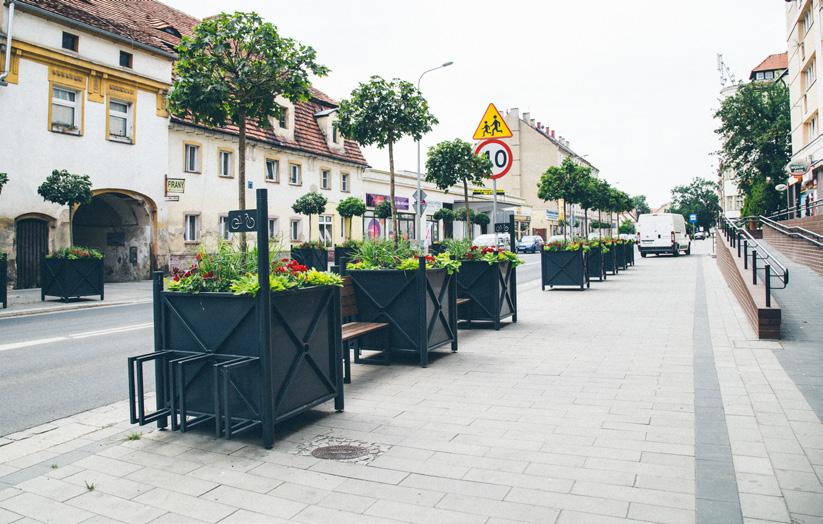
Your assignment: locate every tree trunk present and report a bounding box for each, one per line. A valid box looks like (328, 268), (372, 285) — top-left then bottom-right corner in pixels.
(584, 208), (589, 239)
(308, 214), (312, 243)
(598, 210), (603, 240)
(388, 141), (399, 242)
(563, 201), (568, 242)
(463, 180), (472, 240)
(238, 116), (248, 252)
(68, 204), (73, 246)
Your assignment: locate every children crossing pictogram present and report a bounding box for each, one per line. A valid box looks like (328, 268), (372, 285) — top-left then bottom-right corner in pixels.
(472, 103), (513, 140)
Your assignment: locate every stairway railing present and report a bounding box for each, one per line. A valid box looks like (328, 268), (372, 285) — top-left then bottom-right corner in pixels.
(721, 216), (789, 307)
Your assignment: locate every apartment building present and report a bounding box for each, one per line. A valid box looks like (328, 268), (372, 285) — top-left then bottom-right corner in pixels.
(786, 0), (821, 209)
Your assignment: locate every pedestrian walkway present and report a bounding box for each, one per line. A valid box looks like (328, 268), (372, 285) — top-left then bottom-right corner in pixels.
(0, 280), (152, 318)
(757, 238), (823, 420)
(1, 242), (821, 523)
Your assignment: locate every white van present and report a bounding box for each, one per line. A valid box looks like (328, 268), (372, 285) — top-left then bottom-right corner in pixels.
(636, 213), (691, 257)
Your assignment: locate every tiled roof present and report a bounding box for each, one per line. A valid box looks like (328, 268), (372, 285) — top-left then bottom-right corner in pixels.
(16, 0), (198, 54)
(172, 91), (369, 167)
(750, 52), (788, 76)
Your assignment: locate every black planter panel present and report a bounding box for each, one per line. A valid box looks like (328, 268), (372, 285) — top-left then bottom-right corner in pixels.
(292, 248), (328, 271)
(541, 250), (587, 288)
(587, 250), (605, 281)
(333, 247), (357, 269)
(604, 248), (617, 275)
(1, 260), (7, 308)
(41, 258), (104, 301)
(456, 261), (516, 325)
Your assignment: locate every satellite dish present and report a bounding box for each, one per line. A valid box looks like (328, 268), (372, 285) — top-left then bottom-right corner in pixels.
(775, 184), (788, 191)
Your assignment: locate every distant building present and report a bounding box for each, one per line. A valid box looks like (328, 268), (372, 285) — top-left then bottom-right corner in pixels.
(785, 2), (820, 212)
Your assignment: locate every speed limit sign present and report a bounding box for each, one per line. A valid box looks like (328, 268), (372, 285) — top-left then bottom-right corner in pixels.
(475, 139), (513, 180)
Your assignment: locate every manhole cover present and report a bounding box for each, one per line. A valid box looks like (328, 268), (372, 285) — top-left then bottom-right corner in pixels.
(311, 445), (371, 460)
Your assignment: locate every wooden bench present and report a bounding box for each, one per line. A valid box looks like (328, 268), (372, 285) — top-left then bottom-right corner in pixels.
(456, 297), (471, 329)
(341, 277), (390, 383)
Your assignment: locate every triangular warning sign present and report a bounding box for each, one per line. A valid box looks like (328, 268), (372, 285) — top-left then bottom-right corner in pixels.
(472, 103), (512, 140)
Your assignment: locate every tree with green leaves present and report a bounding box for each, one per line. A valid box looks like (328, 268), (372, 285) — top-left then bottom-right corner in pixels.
(591, 179), (613, 239)
(336, 197), (366, 241)
(0, 173), (8, 195)
(715, 81), (790, 216)
(338, 76), (437, 239)
(606, 187), (631, 238)
(425, 139), (492, 240)
(576, 173), (599, 238)
(292, 192), (328, 242)
(37, 169), (92, 246)
(168, 11), (327, 249)
(670, 177), (721, 231)
(433, 208), (455, 239)
(629, 195), (651, 220)
(619, 220), (636, 235)
(537, 157), (590, 240)
(373, 200), (393, 239)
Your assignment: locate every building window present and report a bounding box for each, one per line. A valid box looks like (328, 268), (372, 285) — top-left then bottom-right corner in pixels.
(184, 214), (200, 242)
(764, 71), (774, 80)
(319, 215), (333, 247)
(290, 219), (301, 241)
(184, 143), (200, 173)
(277, 105), (289, 128)
(51, 86), (81, 134)
(265, 159), (279, 183)
(289, 163), (302, 185)
(268, 218), (278, 239)
(803, 8), (814, 36)
(321, 169), (331, 190)
(62, 32), (78, 52)
(755, 72), (764, 81)
(218, 216), (229, 240)
(341, 173), (350, 192)
(219, 150), (233, 177)
(108, 99), (133, 141)
(806, 114), (818, 142)
(119, 51), (133, 68)
(804, 60), (816, 91)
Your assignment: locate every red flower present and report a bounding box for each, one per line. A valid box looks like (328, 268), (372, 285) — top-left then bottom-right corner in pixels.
(172, 275), (180, 282)
(195, 253), (202, 262)
(203, 271), (214, 279)
(470, 246), (478, 251)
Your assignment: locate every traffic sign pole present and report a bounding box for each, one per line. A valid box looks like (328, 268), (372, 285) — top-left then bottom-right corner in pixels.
(492, 178), (498, 243)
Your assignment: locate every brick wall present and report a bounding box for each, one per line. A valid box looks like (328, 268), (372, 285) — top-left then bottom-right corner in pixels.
(762, 226), (823, 277)
(784, 215), (823, 236)
(716, 236), (781, 339)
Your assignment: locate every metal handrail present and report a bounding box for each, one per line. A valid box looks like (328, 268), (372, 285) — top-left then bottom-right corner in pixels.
(758, 215), (823, 248)
(720, 216), (789, 307)
(767, 198), (823, 221)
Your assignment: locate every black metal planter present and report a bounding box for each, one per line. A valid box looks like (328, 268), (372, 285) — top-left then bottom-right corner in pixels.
(41, 258), (104, 301)
(429, 243), (447, 256)
(541, 250), (589, 290)
(603, 246), (618, 275)
(1, 259), (7, 308)
(616, 244), (628, 270)
(291, 248), (328, 271)
(586, 249), (606, 282)
(456, 260), (517, 330)
(348, 259), (457, 367)
(334, 246), (358, 270)
(128, 273), (343, 448)
(627, 243), (636, 266)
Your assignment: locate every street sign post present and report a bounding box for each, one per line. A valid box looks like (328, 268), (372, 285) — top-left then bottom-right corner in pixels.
(689, 214), (697, 223)
(475, 138), (514, 245)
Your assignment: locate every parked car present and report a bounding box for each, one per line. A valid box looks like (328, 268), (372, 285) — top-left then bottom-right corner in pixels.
(694, 231), (707, 240)
(637, 213), (691, 257)
(473, 234), (511, 250)
(515, 235), (544, 253)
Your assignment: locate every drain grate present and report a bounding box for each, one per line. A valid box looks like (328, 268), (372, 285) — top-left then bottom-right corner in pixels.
(311, 445), (371, 461)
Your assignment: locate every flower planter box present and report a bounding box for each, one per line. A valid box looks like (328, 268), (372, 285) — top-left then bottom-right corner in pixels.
(456, 260), (517, 329)
(291, 247), (328, 271)
(0, 259), (7, 308)
(627, 243), (636, 266)
(333, 247), (357, 275)
(603, 247), (618, 275)
(429, 243), (447, 256)
(41, 257), (104, 301)
(541, 250), (589, 290)
(348, 262), (457, 367)
(586, 249), (606, 282)
(616, 244), (628, 270)
(128, 273), (343, 448)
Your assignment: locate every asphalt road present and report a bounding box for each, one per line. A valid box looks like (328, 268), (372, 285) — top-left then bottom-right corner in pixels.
(0, 253), (542, 437)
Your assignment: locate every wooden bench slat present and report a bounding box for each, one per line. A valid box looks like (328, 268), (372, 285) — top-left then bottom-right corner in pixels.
(456, 298), (470, 305)
(342, 321), (389, 341)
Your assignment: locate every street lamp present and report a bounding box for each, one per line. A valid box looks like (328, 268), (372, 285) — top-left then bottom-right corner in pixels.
(416, 61), (454, 251)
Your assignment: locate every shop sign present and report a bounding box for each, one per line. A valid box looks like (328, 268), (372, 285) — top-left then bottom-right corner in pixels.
(166, 177), (185, 194)
(789, 162), (809, 175)
(366, 193), (409, 210)
(545, 210), (559, 220)
(472, 189), (506, 196)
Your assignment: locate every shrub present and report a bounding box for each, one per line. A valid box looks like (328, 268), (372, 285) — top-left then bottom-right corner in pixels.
(47, 247), (103, 260)
(347, 239), (461, 274)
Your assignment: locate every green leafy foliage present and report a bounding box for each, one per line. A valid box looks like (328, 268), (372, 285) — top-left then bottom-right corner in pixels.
(337, 239), (363, 249)
(670, 177), (722, 230)
(374, 200), (393, 220)
(589, 220), (611, 229)
(630, 195), (651, 217)
(292, 192), (328, 242)
(37, 169), (93, 246)
(425, 139), (492, 239)
(543, 241), (590, 253)
(715, 81), (790, 214)
(433, 208), (455, 222)
(336, 197), (366, 218)
(618, 220), (636, 235)
(0, 172), (8, 195)
(741, 178), (781, 217)
(537, 157), (590, 205)
(47, 247), (103, 260)
(337, 76), (437, 233)
(472, 212), (490, 227)
(297, 240), (326, 249)
(441, 239), (472, 260)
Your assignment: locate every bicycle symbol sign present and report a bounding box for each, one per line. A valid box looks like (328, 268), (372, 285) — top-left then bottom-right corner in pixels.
(227, 209), (257, 233)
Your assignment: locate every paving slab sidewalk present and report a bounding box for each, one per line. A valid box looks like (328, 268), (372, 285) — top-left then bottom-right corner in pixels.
(0, 280), (152, 318)
(0, 242), (821, 523)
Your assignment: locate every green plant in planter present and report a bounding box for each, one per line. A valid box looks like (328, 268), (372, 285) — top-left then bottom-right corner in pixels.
(337, 197), (366, 241)
(297, 240), (326, 250)
(433, 208), (454, 222)
(337, 239), (362, 249)
(472, 212), (490, 227)
(47, 246), (103, 260)
(441, 238), (472, 260)
(543, 240), (590, 253)
(0, 252), (7, 262)
(292, 192), (328, 243)
(347, 239), (461, 274)
(37, 169), (92, 246)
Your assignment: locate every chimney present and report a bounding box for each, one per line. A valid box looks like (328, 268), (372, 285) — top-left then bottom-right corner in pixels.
(537, 122), (542, 129)
(509, 108), (519, 118)
(530, 118), (536, 127)
(551, 130), (556, 138)
(522, 112), (530, 123)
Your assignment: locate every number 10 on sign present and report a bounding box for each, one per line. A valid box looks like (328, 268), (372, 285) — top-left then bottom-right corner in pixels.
(475, 139), (513, 180)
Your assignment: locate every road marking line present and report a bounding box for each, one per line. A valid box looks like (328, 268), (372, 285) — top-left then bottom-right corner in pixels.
(0, 323), (152, 352)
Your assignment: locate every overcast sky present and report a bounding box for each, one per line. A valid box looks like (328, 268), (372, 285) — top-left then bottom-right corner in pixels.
(165, 0), (787, 207)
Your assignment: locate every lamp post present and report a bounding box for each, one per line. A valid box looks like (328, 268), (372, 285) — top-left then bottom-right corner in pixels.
(416, 61), (453, 251)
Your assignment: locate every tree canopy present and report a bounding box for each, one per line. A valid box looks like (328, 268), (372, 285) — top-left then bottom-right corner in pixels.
(630, 195), (651, 218)
(37, 169), (93, 246)
(292, 191), (328, 241)
(374, 200), (393, 220)
(537, 157), (590, 205)
(715, 81), (790, 215)
(336, 197), (366, 218)
(338, 76), (437, 237)
(670, 177), (722, 231)
(426, 139), (492, 239)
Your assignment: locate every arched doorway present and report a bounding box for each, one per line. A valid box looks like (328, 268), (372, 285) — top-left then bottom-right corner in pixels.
(15, 216), (50, 289)
(72, 190), (156, 282)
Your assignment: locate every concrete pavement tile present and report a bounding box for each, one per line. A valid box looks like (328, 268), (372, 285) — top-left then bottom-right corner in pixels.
(733, 455), (775, 476)
(739, 493), (791, 523)
(767, 452), (814, 473)
(292, 504), (404, 524)
(0, 508), (22, 524)
(125, 466), (218, 496)
(627, 502), (695, 524)
(437, 493), (558, 523)
(63, 470), (153, 500)
(571, 480), (694, 510)
(365, 499), (486, 524)
(505, 487), (629, 517)
(0, 492), (94, 524)
(736, 472), (783, 496)
(66, 490), (165, 523)
(332, 478), (444, 507)
(15, 475), (87, 502)
(308, 459), (409, 485)
(249, 462), (347, 491)
(72, 455), (142, 477)
(149, 512), (208, 523)
(773, 469), (823, 493)
(782, 490), (823, 517)
(200, 485), (306, 519)
(133, 488), (236, 523)
(187, 465), (282, 494)
(462, 468), (571, 494)
(318, 491), (376, 514)
(399, 472), (512, 499)
(218, 509), (291, 523)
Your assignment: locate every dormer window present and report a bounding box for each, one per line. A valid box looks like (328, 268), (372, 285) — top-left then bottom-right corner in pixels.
(277, 105), (289, 129)
(62, 32), (79, 52)
(333, 126), (341, 144)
